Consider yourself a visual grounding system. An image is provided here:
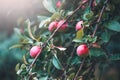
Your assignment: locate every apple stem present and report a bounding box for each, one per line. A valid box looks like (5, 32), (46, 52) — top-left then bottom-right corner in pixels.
(92, 0), (109, 37)
(73, 57), (86, 80)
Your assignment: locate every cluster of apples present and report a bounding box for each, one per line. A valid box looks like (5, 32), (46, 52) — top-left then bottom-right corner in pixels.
(29, 20), (89, 58)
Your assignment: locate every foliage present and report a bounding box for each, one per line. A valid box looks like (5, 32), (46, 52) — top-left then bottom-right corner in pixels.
(12, 0), (120, 80)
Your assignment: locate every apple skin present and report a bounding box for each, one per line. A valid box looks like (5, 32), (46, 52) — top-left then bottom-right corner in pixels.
(48, 21), (58, 32)
(30, 46), (41, 58)
(57, 20), (68, 32)
(56, 1), (62, 8)
(76, 21), (83, 31)
(76, 44), (89, 57)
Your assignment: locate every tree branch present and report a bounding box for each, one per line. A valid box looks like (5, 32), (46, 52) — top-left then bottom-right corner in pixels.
(92, 0), (109, 37)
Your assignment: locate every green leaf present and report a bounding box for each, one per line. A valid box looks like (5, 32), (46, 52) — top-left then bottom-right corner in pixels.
(39, 18), (51, 28)
(75, 29), (84, 39)
(105, 20), (120, 32)
(101, 30), (111, 42)
(39, 76), (48, 80)
(50, 12), (60, 21)
(73, 39), (83, 43)
(15, 63), (20, 72)
(37, 16), (49, 22)
(52, 54), (63, 70)
(9, 44), (23, 50)
(43, 0), (56, 13)
(110, 54), (120, 61)
(90, 48), (106, 57)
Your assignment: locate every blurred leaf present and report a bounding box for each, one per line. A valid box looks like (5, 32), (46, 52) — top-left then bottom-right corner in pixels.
(90, 48), (106, 57)
(68, 73), (75, 80)
(37, 16), (49, 22)
(39, 18), (51, 28)
(73, 39), (83, 43)
(75, 29), (84, 39)
(43, 0), (56, 13)
(110, 54), (120, 61)
(14, 28), (21, 35)
(9, 44), (23, 50)
(52, 54), (63, 70)
(15, 63), (20, 72)
(39, 76), (48, 80)
(51, 12), (60, 21)
(101, 30), (111, 42)
(105, 20), (120, 32)
(56, 46), (66, 51)
(20, 64), (26, 69)
(83, 8), (94, 20)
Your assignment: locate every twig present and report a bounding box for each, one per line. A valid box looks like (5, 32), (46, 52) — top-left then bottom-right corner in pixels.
(73, 57), (86, 80)
(27, 0), (89, 73)
(92, 0), (109, 37)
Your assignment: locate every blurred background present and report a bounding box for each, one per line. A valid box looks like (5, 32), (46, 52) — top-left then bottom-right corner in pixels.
(0, 0), (49, 79)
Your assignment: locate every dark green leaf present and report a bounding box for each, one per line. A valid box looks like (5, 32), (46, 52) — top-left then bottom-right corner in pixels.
(90, 48), (106, 57)
(52, 54), (63, 70)
(105, 20), (120, 32)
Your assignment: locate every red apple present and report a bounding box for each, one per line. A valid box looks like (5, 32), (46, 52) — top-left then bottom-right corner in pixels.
(76, 44), (89, 57)
(30, 46), (41, 58)
(56, 1), (62, 8)
(48, 21), (58, 32)
(57, 20), (68, 32)
(76, 21), (83, 31)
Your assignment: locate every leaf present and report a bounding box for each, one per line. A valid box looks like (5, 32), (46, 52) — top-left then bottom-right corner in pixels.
(37, 16), (49, 22)
(15, 63), (20, 72)
(101, 30), (111, 42)
(73, 39), (83, 43)
(9, 44), (23, 50)
(43, 0), (56, 13)
(39, 18), (51, 28)
(75, 29), (84, 39)
(39, 76), (48, 80)
(56, 46), (66, 51)
(90, 48), (106, 57)
(105, 20), (120, 32)
(110, 54), (120, 61)
(52, 54), (63, 70)
(50, 12), (60, 21)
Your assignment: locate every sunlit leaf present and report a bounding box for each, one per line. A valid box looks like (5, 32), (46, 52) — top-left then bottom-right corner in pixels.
(15, 63), (20, 72)
(9, 44), (23, 50)
(43, 0), (56, 13)
(75, 29), (84, 39)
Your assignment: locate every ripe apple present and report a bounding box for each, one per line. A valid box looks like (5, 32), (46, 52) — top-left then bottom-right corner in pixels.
(76, 21), (83, 31)
(57, 20), (68, 32)
(48, 21), (58, 32)
(56, 1), (62, 8)
(30, 46), (41, 58)
(76, 44), (89, 57)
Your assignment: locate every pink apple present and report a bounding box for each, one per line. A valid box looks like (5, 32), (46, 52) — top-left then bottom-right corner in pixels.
(57, 20), (68, 32)
(48, 21), (58, 32)
(77, 44), (89, 57)
(30, 46), (41, 58)
(76, 21), (83, 31)
(56, 1), (62, 8)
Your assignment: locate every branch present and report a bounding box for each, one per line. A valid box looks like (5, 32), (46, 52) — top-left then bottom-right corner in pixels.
(92, 0), (109, 37)
(27, 1), (89, 73)
(73, 57), (86, 80)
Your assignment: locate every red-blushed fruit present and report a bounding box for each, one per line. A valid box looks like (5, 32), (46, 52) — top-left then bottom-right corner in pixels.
(56, 1), (62, 8)
(76, 44), (89, 57)
(57, 20), (68, 32)
(48, 21), (58, 32)
(30, 46), (41, 58)
(76, 21), (83, 31)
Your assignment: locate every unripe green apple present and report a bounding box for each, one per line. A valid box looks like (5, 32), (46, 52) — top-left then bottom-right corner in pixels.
(76, 21), (83, 31)
(48, 21), (58, 32)
(30, 46), (41, 58)
(76, 44), (89, 57)
(57, 20), (68, 32)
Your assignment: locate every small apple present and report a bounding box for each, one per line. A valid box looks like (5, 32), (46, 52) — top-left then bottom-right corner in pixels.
(56, 1), (62, 8)
(76, 44), (89, 57)
(57, 20), (68, 32)
(48, 21), (58, 32)
(76, 20), (83, 31)
(30, 46), (41, 58)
